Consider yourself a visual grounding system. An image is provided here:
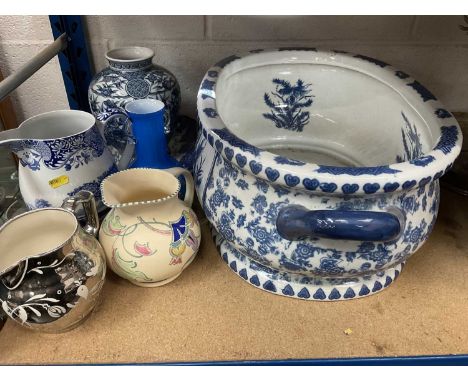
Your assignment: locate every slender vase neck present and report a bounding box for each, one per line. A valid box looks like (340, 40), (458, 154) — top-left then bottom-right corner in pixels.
(129, 113), (178, 169)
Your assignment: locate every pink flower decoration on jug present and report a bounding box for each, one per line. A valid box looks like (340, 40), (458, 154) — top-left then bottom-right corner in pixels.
(134, 241), (154, 256)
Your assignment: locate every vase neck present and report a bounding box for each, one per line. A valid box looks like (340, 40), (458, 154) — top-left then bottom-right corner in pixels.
(106, 46), (154, 72)
(108, 58), (152, 72)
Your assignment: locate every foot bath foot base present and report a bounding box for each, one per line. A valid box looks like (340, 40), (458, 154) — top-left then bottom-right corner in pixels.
(212, 228), (404, 301)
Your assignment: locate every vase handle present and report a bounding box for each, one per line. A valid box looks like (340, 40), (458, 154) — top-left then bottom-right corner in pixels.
(62, 190), (100, 237)
(96, 110), (135, 171)
(164, 167), (194, 207)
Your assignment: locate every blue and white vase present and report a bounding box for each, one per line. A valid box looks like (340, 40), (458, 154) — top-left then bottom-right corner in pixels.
(88, 46), (180, 143)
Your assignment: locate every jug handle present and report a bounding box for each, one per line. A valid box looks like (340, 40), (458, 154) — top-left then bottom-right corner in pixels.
(96, 110), (135, 171)
(165, 167), (194, 207)
(62, 190), (100, 237)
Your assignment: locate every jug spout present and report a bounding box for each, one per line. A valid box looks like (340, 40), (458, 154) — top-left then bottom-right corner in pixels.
(0, 130), (45, 171)
(101, 168), (181, 208)
(101, 167), (194, 209)
(0, 129), (21, 147)
(0, 208), (79, 276)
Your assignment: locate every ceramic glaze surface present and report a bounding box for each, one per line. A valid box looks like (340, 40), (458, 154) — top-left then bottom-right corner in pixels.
(99, 168), (201, 287)
(195, 49), (463, 300)
(88, 46), (180, 141)
(0, 110), (118, 212)
(0, 192), (106, 332)
(125, 99), (179, 169)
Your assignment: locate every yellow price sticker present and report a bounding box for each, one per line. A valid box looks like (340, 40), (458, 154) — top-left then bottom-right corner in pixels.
(49, 175), (69, 189)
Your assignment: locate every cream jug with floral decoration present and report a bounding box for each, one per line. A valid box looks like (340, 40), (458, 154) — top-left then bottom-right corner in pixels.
(99, 168), (201, 287)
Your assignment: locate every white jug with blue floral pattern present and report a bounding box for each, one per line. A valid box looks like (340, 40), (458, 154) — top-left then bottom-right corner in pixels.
(0, 110), (132, 212)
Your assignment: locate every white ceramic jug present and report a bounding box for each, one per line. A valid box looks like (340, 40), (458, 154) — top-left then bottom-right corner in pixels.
(0, 110), (132, 212)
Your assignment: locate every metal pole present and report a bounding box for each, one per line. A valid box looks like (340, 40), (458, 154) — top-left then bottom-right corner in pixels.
(49, 16), (94, 112)
(0, 33), (68, 102)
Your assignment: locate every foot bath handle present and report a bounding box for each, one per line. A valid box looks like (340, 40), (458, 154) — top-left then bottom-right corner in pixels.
(276, 205), (401, 242)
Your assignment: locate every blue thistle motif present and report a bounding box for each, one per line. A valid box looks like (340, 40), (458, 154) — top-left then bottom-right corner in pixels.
(192, 135), (207, 188)
(396, 112), (423, 163)
(262, 78), (314, 132)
